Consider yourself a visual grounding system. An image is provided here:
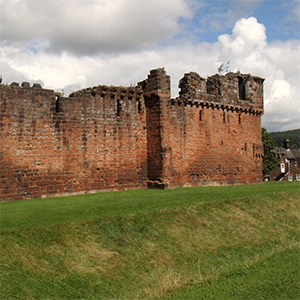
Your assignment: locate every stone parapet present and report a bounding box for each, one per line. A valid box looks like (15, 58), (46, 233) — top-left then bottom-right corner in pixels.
(174, 71), (264, 114)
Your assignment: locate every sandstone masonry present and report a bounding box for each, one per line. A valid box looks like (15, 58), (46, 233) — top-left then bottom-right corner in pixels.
(0, 68), (264, 201)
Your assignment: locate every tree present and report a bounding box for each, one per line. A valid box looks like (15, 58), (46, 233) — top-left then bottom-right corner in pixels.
(262, 127), (279, 175)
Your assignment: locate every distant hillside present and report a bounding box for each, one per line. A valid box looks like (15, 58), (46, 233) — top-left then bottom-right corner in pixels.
(270, 129), (300, 149)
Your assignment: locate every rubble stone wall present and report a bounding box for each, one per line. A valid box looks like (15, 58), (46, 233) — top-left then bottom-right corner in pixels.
(0, 68), (264, 201)
(0, 83), (148, 200)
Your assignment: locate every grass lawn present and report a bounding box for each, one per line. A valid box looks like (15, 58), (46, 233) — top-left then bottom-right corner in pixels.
(158, 246), (299, 300)
(1, 182), (299, 299)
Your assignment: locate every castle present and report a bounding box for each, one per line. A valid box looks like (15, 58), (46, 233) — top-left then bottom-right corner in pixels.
(0, 68), (264, 201)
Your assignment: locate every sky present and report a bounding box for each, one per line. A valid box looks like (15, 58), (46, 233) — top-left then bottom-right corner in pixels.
(0, 0), (299, 132)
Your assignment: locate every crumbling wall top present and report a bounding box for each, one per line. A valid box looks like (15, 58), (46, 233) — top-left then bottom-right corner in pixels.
(1, 68), (264, 114)
(68, 85), (144, 101)
(175, 71), (264, 114)
(137, 67), (171, 97)
(0, 81), (54, 94)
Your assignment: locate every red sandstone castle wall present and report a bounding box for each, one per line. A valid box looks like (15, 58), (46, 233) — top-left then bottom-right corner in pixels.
(163, 103), (263, 187)
(0, 83), (147, 200)
(0, 68), (264, 201)
(139, 69), (264, 188)
(1, 85), (58, 200)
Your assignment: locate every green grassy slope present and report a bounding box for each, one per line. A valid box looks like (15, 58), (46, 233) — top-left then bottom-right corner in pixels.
(1, 182), (299, 299)
(1, 182), (299, 232)
(159, 247), (299, 300)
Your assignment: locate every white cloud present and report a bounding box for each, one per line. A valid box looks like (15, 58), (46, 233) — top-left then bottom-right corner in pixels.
(218, 17), (267, 58)
(270, 79), (291, 99)
(1, 38), (219, 95)
(0, 3), (299, 133)
(216, 17), (299, 132)
(0, 0), (192, 55)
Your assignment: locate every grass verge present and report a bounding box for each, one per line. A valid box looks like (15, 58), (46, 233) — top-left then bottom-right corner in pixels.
(1, 181), (299, 232)
(1, 182), (299, 299)
(158, 247), (299, 300)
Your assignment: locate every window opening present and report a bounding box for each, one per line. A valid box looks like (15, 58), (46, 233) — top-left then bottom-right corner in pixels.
(238, 77), (246, 100)
(117, 100), (122, 116)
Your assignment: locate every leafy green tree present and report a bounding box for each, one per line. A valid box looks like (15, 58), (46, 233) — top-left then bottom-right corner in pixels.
(262, 127), (279, 175)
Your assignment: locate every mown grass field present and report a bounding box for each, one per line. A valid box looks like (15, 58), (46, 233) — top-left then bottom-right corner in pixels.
(1, 182), (299, 299)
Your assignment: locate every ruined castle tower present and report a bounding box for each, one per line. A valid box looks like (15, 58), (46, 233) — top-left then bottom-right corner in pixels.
(0, 68), (264, 201)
